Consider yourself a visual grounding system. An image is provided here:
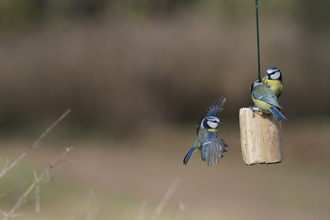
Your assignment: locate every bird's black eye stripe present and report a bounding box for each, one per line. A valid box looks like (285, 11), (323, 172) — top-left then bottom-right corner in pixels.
(269, 71), (279, 75)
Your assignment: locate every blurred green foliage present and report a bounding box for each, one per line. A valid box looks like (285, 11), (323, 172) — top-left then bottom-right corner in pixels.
(0, 0), (329, 134)
(2, 0), (330, 30)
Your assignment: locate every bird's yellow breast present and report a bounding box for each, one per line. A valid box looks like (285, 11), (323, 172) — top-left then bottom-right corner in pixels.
(263, 79), (283, 97)
(252, 96), (271, 111)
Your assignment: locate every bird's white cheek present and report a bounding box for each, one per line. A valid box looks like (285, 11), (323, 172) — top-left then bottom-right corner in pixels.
(207, 121), (218, 129)
(271, 72), (281, 80)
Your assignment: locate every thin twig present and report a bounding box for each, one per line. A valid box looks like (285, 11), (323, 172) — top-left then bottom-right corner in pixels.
(2, 147), (73, 220)
(0, 109), (71, 179)
(150, 178), (181, 220)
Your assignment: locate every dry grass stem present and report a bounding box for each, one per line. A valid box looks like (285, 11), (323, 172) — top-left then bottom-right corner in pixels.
(150, 177), (181, 220)
(0, 190), (11, 199)
(33, 170), (41, 219)
(171, 200), (186, 220)
(80, 169), (101, 220)
(137, 200), (148, 220)
(94, 207), (104, 220)
(177, 200), (186, 214)
(0, 211), (24, 219)
(0, 109), (71, 179)
(2, 147), (73, 220)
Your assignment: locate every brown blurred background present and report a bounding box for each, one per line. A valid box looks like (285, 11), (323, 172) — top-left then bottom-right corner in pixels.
(0, 1), (330, 219)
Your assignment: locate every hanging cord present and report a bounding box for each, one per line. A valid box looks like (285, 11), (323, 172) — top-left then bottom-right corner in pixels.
(255, 0), (261, 81)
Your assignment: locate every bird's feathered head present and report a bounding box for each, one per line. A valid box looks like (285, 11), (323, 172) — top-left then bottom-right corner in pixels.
(266, 67), (282, 81)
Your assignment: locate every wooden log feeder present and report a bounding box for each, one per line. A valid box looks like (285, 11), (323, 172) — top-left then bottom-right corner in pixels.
(239, 107), (283, 165)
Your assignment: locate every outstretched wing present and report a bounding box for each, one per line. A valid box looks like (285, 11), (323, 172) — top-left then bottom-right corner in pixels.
(196, 97), (226, 134)
(201, 132), (228, 166)
(204, 97), (226, 117)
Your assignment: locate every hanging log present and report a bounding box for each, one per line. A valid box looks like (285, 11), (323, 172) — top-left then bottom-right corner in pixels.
(239, 107), (283, 165)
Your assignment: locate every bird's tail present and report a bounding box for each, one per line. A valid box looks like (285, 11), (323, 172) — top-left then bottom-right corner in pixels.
(183, 147), (197, 166)
(269, 106), (287, 121)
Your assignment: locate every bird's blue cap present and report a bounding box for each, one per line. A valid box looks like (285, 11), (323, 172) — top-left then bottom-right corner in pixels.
(267, 67), (280, 74)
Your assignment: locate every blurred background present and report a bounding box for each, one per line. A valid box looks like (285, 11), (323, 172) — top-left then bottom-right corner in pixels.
(0, 0), (330, 219)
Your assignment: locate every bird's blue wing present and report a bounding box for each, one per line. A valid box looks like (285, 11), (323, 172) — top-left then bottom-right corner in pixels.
(201, 132), (228, 166)
(204, 97), (226, 117)
(197, 97), (226, 134)
(252, 92), (281, 109)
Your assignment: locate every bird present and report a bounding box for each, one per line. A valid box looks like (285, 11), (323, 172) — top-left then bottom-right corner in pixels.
(262, 67), (283, 98)
(250, 81), (287, 121)
(183, 97), (228, 166)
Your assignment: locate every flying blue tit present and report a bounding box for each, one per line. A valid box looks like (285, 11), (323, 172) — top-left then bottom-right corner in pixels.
(262, 67), (283, 98)
(183, 97), (228, 166)
(250, 81), (287, 121)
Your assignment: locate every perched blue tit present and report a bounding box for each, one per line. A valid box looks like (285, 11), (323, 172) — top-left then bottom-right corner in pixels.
(262, 67), (283, 98)
(250, 81), (287, 121)
(183, 97), (228, 166)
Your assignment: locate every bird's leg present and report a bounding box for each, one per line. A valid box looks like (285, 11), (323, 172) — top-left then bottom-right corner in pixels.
(249, 106), (255, 117)
(249, 106), (261, 118)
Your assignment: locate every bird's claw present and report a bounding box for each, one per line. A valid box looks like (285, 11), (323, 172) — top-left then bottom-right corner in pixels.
(249, 106), (261, 118)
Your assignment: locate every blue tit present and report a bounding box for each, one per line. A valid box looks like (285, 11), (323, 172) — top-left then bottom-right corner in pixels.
(262, 67), (283, 98)
(250, 81), (287, 121)
(183, 97), (228, 166)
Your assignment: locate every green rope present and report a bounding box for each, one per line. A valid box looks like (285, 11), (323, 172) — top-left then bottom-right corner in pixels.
(255, 0), (261, 81)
